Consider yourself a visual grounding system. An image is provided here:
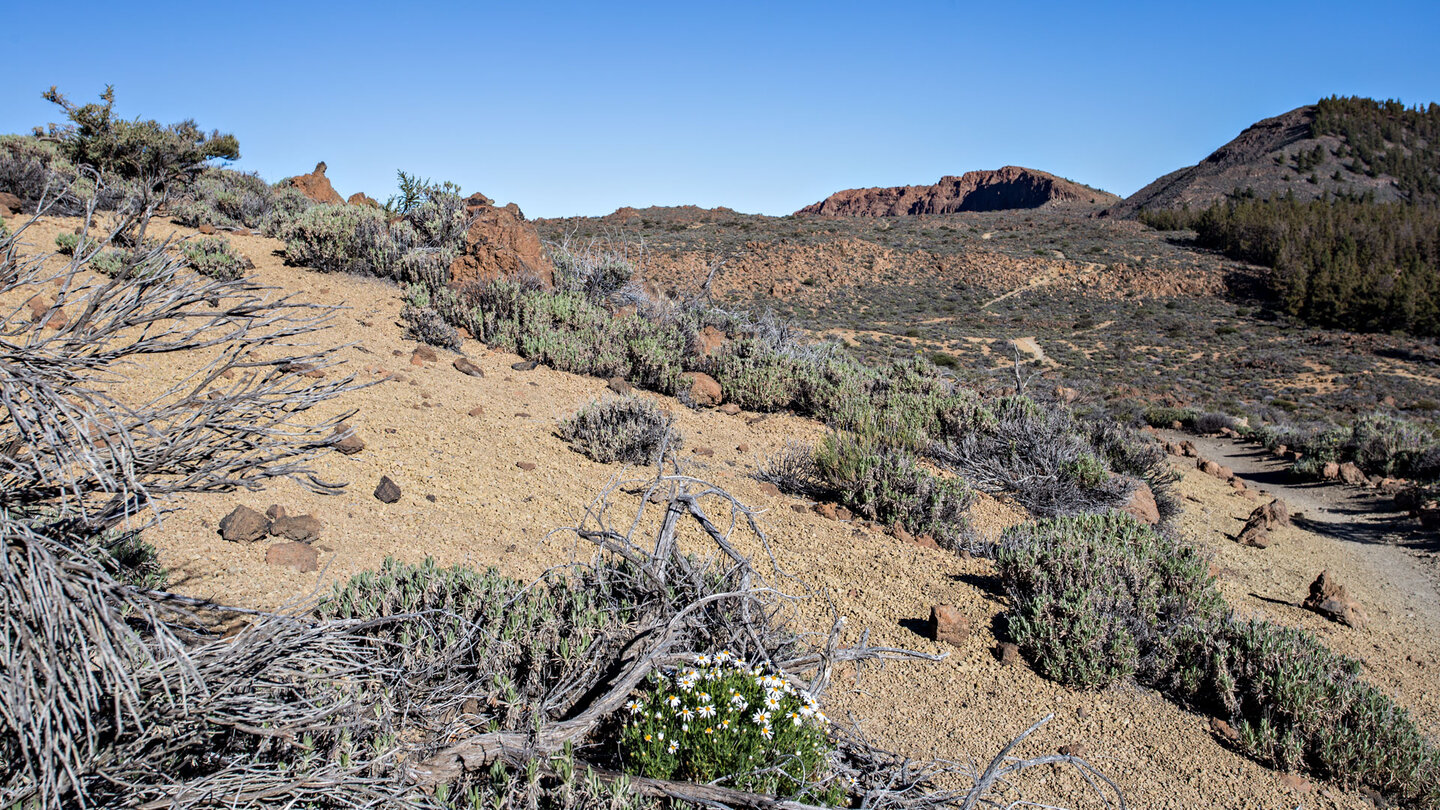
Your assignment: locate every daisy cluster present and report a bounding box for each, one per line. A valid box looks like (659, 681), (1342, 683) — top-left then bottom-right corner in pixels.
(618, 651), (840, 803)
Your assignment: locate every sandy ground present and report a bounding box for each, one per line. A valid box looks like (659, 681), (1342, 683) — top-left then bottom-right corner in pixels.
(8, 211), (1440, 809)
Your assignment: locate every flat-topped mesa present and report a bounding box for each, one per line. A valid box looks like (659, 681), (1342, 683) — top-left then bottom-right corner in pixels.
(797, 166), (1118, 216)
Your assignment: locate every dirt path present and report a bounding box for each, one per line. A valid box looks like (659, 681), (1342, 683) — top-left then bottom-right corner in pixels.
(1161, 429), (1440, 618)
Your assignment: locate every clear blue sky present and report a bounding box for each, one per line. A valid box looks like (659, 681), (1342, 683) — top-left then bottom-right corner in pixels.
(3, 1), (1437, 218)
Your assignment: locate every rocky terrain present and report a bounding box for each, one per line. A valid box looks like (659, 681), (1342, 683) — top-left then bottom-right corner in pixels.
(7, 207), (1438, 808)
(798, 166), (1118, 216)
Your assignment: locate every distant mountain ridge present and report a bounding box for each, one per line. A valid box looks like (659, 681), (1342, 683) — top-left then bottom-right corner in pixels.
(1111, 97), (1440, 217)
(797, 166), (1118, 217)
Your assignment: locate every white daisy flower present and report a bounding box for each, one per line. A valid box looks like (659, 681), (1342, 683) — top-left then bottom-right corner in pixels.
(667, 740), (679, 754)
(666, 696), (681, 709)
(626, 700), (643, 714)
(752, 710), (772, 725)
(698, 704), (716, 719)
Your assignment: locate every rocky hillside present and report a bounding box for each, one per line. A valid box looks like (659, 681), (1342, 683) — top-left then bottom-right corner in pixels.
(1112, 97), (1440, 217)
(797, 166), (1118, 216)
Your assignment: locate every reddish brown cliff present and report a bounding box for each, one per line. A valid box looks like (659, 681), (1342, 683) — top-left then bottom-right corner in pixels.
(798, 167), (1117, 216)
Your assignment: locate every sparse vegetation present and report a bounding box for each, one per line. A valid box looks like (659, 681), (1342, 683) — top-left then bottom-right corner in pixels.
(998, 511), (1440, 806)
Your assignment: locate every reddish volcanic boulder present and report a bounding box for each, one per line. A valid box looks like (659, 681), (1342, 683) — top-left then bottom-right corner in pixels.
(448, 192), (554, 289)
(1120, 479), (1160, 525)
(281, 161), (344, 204)
(347, 192), (380, 208)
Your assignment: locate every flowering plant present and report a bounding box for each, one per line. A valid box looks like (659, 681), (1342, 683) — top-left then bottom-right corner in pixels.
(619, 652), (843, 803)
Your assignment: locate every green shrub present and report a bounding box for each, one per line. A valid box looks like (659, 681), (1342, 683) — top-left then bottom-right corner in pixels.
(1348, 413), (1431, 477)
(813, 432), (973, 547)
(1175, 618), (1440, 806)
(620, 653), (842, 804)
(1143, 406), (1199, 428)
(557, 397), (680, 464)
(171, 168), (275, 230)
(996, 512), (1225, 689)
(707, 338), (804, 411)
(54, 231), (97, 256)
(319, 557), (632, 722)
(259, 186), (316, 237)
(401, 300), (461, 351)
(180, 236), (247, 281)
(280, 203), (392, 274)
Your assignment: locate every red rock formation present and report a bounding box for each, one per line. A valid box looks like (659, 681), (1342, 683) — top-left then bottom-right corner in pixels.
(347, 192), (380, 208)
(448, 193), (554, 289)
(281, 162), (344, 205)
(797, 167), (1117, 217)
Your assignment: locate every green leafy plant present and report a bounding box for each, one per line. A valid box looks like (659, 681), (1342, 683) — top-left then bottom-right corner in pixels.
(813, 431), (973, 547)
(180, 236), (247, 281)
(620, 652), (843, 804)
(996, 511), (1225, 689)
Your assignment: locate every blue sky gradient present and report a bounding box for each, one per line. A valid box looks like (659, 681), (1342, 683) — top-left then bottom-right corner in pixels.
(3, 1), (1437, 217)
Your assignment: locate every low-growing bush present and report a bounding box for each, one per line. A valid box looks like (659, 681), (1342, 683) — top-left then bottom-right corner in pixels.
(1193, 411), (1241, 435)
(620, 653), (842, 804)
(557, 397), (679, 464)
(171, 168), (275, 230)
(400, 290), (462, 350)
(813, 432), (973, 547)
(180, 236), (247, 281)
(1143, 405), (1199, 428)
(935, 395), (1129, 517)
(280, 203), (395, 275)
(54, 231), (97, 257)
(996, 512), (1224, 689)
(259, 186), (316, 237)
(1174, 618), (1440, 806)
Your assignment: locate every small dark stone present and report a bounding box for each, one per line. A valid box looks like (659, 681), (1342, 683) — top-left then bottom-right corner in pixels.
(374, 475), (401, 503)
(270, 514), (323, 543)
(425, 494), (437, 503)
(516, 461), (537, 471)
(332, 425), (365, 455)
(219, 505), (269, 543)
(996, 642), (1021, 667)
(511, 360), (539, 371)
(453, 357), (485, 378)
(265, 504), (288, 521)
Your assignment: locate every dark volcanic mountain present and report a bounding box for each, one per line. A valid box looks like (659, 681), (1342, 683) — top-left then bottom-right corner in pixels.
(797, 166), (1117, 216)
(1112, 99), (1439, 217)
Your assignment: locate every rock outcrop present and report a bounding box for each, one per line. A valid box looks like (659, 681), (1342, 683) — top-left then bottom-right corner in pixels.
(448, 192), (554, 289)
(280, 162), (344, 205)
(798, 167), (1118, 217)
